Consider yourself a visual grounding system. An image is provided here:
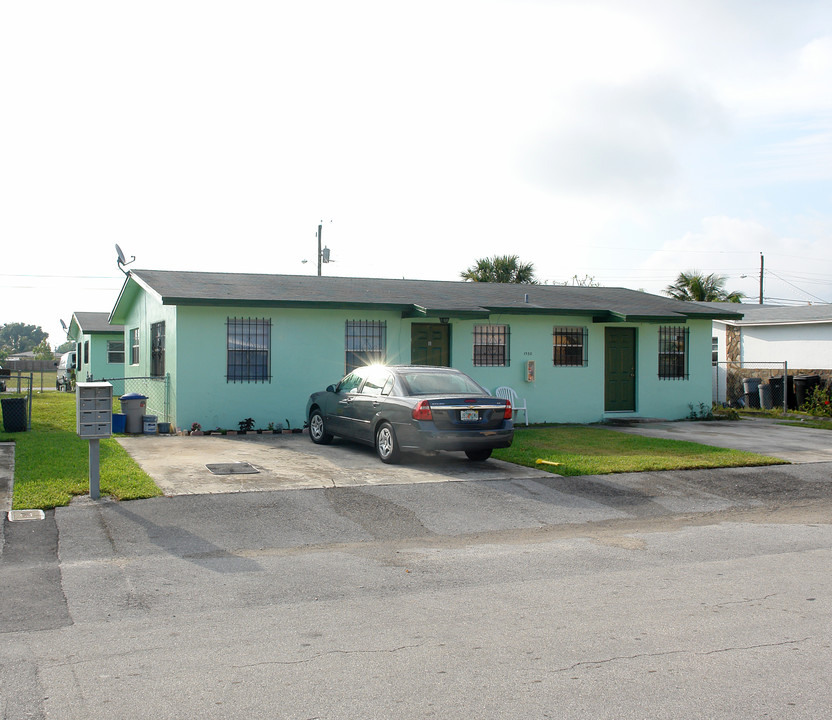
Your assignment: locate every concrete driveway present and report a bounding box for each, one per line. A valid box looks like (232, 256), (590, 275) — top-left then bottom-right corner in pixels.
(117, 416), (832, 497)
(117, 432), (550, 496)
(608, 416), (832, 463)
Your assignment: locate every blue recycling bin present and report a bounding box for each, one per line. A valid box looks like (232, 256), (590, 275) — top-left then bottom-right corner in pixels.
(112, 413), (126, 434)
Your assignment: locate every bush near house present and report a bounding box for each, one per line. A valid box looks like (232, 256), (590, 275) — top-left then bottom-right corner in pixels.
(802, 386), (832, 418)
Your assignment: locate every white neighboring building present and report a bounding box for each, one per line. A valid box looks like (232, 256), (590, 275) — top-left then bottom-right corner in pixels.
(709, 303), (832, 405)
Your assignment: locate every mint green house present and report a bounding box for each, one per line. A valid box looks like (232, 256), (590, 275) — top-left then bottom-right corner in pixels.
(67, 312), (125, 395)
(108, 269), (741, 432)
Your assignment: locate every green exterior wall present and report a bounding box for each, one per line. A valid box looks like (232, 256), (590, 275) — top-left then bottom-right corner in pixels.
(447, 314), (714, 424)
(119, 288), (715, 431)
(119, 293), (177, 422)
(68, 329), (126, 395)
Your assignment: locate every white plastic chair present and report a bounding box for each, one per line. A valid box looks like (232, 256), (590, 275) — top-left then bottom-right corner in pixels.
(495, 386), (528, 426)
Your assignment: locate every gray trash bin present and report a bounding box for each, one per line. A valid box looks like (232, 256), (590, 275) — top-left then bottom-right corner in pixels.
(759, 383), (773, 410)
(120, 393), (148, 434)
(743, 378), (762, 409)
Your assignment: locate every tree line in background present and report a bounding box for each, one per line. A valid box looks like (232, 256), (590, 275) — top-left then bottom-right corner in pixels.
(0, 322), (72, 363)
(663, 271), (744, 303)
(461, 256), (745, 303)
(460, 255), (599, 287)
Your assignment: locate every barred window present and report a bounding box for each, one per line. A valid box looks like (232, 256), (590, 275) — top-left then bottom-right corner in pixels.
(130, 328), (140, 365)
(473, 325), (509, 367)
(553, 327), (587, 367)
(107, 340), (125, 364)
(227, 318), (271, 383)
(345, 320), (386, 374)
(659, 326), (689, 380)
(150, 321), (165, 377)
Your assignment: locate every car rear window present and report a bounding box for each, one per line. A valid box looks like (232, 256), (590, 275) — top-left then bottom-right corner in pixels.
(400, 371), (485, 395)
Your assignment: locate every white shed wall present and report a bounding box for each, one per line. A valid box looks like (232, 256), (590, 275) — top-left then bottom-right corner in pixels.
(740, 323), (832, 368)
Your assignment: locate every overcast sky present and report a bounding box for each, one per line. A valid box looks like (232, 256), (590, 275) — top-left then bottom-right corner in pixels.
(2, 0), (831, 349)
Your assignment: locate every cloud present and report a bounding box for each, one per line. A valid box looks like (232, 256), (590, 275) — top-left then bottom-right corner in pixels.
(520, 76), (726, 201)
(641, 216), (832, 303)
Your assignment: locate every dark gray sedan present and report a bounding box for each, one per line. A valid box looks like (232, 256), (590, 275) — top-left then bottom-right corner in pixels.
(306, 365), (514, 463)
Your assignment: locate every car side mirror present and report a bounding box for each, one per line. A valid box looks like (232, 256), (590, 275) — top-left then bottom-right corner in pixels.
(326, 384), (336, 393)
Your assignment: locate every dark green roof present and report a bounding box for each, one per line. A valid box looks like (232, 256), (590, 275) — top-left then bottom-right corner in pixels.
(113, 269), (744, 323)
(72, 311), (123, 334)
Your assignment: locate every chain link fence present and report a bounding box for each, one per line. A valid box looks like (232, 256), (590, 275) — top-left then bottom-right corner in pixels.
(101, 375), (171, 424)
(713, 362), (831, 412)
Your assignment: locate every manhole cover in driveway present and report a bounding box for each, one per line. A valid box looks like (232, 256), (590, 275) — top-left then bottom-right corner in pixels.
(206, 462), (260, 475)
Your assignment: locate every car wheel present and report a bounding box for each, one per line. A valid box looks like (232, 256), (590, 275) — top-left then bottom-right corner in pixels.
(309, 409), (333, 444)
(375, 422), (401, 464)
(465, 448), (492, 462)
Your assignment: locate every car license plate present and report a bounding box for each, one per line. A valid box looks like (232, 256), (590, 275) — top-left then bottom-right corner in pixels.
(460, 409), (478, 422)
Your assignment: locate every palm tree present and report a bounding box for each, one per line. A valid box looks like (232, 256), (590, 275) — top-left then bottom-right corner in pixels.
(664, 271), (745, 302)
(460, 255), (537, 284)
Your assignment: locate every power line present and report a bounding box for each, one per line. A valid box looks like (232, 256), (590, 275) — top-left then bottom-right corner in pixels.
(0, 273), (121, 280)
(765, 270), (830, 304)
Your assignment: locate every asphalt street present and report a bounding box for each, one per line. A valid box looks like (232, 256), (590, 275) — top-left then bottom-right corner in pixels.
(1, 421), (831, 719)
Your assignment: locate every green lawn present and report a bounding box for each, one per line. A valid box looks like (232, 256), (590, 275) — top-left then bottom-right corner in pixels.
(1, 392), (162, 510)
(1, 395), (787, 509)
(494, 425), (786, 476)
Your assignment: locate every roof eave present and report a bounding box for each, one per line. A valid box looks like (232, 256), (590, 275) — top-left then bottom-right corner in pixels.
(168, 297), (416, 314)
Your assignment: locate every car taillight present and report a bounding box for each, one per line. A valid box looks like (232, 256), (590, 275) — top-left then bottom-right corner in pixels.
(504, 400), (513, 420)
(412, 400), (433, 421)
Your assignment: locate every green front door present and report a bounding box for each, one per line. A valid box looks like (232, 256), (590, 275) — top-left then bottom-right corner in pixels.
(411, 324), (450, 366)
(605, 327), (636, 411)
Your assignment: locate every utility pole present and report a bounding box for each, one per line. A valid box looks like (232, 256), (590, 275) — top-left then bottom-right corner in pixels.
(317, 223), (322, 276)
(315, 221), (333, 275)
(759, 253), (764, 304)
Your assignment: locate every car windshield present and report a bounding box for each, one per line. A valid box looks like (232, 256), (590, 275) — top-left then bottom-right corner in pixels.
(400, 371), (485, 396)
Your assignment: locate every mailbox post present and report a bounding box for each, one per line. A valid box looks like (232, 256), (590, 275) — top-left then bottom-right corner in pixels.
(76, 382), (113, 500)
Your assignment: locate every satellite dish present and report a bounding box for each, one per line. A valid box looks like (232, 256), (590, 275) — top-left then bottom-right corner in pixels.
(60, 319), (68, 331)
(115, 244), (135, 274)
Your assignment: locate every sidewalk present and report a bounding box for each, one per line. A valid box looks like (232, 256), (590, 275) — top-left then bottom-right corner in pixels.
(3, 417), (832, 511)
(0, 443), (13, 515)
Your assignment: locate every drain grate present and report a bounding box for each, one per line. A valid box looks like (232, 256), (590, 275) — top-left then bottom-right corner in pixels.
(8, 509), (46, 522)
(206, 462), (260, 475)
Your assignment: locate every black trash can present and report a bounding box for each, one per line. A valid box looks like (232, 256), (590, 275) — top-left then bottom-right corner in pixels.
(743, 378), (762, 409)
(769, 375), (796, 409)
(1, 397), (27, 432)
(794, 375), (821, 409)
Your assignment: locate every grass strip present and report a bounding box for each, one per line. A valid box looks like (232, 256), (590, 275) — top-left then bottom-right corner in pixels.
(2, 392), (161, 510)
(494, 425), (786, 476)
